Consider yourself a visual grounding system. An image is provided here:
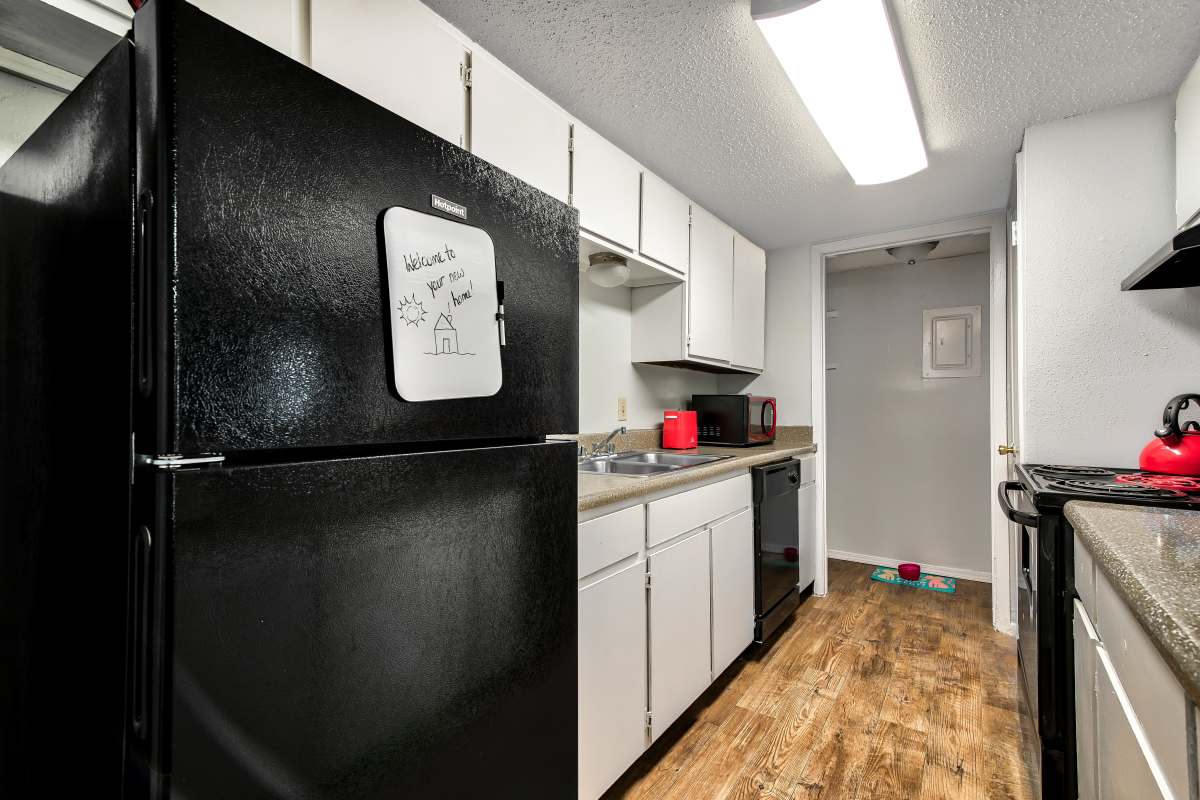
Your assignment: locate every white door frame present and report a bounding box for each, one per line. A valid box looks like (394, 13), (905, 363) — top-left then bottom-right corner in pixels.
(809, 211), (1013, 634)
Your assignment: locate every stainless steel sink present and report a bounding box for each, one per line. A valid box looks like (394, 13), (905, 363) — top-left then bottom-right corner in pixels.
(612, 452), (728, 467)
(577, 450), (731, 477)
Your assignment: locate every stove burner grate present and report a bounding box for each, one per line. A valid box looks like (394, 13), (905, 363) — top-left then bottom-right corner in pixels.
(1031, 465), (1116, 479)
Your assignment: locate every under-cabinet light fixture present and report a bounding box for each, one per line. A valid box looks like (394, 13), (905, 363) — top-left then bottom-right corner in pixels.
(753, 0), (927, 185)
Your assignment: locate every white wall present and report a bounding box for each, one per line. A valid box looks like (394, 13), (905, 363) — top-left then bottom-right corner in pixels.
(1020, 95), (1200, 467)
(825, 253), (992, 575)
(0, 72), (65, 167)
(718, 244), (812, 425)
(579, 277), (717, 433)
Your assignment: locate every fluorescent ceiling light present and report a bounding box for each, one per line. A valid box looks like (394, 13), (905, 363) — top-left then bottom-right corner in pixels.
(754, 0), (927, 185)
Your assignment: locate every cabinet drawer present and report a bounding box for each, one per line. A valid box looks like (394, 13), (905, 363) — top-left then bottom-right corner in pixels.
(578, 505), (645, 579)
(1074, 534), (1095, 621)
(646, 473), (751, 548)
(1095, 569), (1189, 800)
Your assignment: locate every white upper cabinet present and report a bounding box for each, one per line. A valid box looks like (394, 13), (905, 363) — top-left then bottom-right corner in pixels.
(1176, 55), (1200, 228)
(470, 51), (570, 203)
(687, 205), (734, 363)
(639, 171), (690, 275)
(731, 233), (766, 371)
(311, 0), (467, 146)
(191, 0), (297, 58)
(571, 123), (640, 250)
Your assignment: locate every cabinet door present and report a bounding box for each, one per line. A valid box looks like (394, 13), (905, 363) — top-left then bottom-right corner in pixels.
(687, 205), (734, 363)
(1074, 600), (1099, 800)
(311, 0), (466, 146)
(1177, 56), (1200, 228)
(711, 509), (754, 678)
(1095, 647), (1171, 800)
(639, 171), (690, 274)
(796, 480), (817, 591)
(731, 233), (766, 370)
(579, 560), (648, 800)
(648, 529), (711, 741)
(191, 0), (295, 58)
(572, 123), (640, 250)
(471, 51), (570, 203)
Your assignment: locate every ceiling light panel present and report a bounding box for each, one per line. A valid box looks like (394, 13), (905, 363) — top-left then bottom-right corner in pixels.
(755, 0), (928, 185)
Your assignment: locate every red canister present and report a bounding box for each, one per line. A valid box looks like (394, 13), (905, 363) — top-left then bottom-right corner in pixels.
(662, 410), (697, 449)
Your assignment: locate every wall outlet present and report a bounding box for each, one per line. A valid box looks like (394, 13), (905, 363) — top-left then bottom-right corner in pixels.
(617, 396), (627, 422)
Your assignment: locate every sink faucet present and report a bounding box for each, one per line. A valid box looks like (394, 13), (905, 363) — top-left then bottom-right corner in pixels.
(591, 426), (626, 457)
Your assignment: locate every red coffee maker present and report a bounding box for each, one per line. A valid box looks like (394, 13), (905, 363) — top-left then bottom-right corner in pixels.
(662, 410), (697, 449)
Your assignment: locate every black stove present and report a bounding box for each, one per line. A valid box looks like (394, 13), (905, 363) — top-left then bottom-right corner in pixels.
(998, 463), (1200, 800)
(1019, 463), (1200, 509)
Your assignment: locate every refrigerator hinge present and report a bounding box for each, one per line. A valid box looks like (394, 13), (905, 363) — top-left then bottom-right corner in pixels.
(135, 452), (225, 470)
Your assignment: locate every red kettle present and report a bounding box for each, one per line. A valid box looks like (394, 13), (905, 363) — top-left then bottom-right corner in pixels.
(1139, 394), (1200, 476)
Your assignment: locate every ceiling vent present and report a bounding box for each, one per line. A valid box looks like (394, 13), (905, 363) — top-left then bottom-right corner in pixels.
(886, 241), (939, 265)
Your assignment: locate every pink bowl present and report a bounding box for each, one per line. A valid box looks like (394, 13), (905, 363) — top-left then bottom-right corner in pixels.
(898, 563), (921, 581)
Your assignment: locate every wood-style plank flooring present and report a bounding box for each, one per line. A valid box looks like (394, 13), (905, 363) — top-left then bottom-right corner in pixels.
(605, 559), (1039, 800)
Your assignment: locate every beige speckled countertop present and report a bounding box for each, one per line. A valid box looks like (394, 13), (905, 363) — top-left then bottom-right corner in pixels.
(1065, 500), (1200, 704)
(568, 426), (816, 513)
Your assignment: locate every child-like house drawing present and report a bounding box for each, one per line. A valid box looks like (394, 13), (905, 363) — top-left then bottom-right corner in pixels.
(434, 313), (458, 354)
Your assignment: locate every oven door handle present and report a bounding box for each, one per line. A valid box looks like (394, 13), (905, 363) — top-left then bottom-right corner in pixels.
(998, 480), (1040, 527)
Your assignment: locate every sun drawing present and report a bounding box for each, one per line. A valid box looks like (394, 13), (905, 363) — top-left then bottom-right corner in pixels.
(398, 294), (427, 327)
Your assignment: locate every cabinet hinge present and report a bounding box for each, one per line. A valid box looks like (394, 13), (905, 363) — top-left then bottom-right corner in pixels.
(645, 572), (652, 589)
(645, 711), (652, 735)
(568, 192), (574, 206)
(1010, 220), (1019, 247)
(567, 135), (574, 153)
(459, 63), (472, 89)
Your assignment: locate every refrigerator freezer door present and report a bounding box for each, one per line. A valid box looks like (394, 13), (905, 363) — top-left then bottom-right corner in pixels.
(381, 206), (503, 401)
(139, 3), (578, 454)
(156, 441), (576, 798)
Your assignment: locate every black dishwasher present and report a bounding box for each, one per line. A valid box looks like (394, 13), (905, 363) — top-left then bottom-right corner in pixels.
(752, 459), (804, 643)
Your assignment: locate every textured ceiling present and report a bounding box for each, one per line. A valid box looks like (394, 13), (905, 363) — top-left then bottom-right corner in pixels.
(423, 0), (1200, 250)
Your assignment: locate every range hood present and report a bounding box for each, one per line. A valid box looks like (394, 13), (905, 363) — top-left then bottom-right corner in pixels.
(1121, 222), (1200, 290)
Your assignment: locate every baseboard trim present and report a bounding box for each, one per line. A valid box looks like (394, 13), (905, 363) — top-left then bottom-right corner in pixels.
(828, 549), (992, 584)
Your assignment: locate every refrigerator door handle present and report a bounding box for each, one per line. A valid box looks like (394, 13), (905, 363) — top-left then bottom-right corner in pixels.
(135, 453), (225, 469)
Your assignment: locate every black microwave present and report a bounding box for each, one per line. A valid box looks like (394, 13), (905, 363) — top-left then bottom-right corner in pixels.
(690, 394), (777, 447)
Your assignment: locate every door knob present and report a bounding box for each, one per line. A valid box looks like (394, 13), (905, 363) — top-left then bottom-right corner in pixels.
(997, 444), (1017, 456)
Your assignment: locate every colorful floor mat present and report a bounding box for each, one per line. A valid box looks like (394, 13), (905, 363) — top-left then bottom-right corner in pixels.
(870, 566), (957, 593)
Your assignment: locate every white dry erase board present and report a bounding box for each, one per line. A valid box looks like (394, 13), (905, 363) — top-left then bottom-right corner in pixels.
(382, 206), (502, 401)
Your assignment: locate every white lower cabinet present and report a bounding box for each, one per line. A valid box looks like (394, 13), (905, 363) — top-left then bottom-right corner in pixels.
(1073, 599), (1099, 800)
(578, 560), (647, 800)
(1095, 646), (1171, 799)
(648, 528), (712, 742)
(710, 509), (754, 678)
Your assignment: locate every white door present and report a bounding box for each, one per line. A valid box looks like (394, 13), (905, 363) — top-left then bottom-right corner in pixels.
(731, 233), (766, 370)
(1074, 600), (1099, 800)
(470, 52), (570, 203)
(1095, 647), (1171, 800)
(639, 171), (690, 274)
(687, 205), (733, 363)
(311, 0), (467, 146)
(191, 0), (296, 57)
(571, 123), (640, 250)
(578, 560), (647, 800)
(710, 509), (754, 678)
(648, 529), (711, 742)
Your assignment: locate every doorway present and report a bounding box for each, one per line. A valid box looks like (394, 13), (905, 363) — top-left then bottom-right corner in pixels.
(809, 213), (1013, 633)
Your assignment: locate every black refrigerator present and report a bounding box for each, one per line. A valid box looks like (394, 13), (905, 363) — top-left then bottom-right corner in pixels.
(0, 1), (579, 797)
